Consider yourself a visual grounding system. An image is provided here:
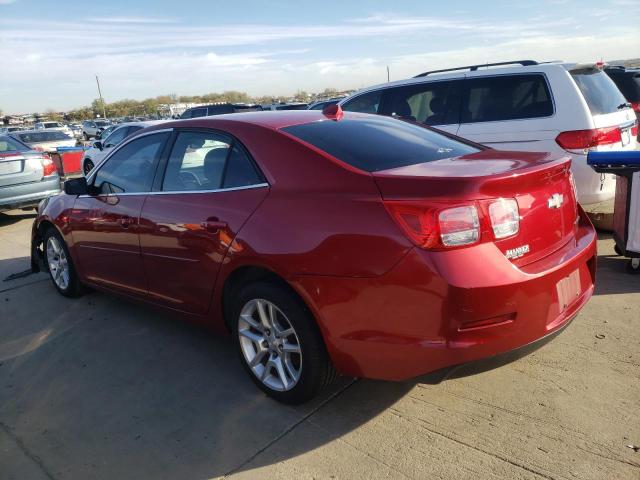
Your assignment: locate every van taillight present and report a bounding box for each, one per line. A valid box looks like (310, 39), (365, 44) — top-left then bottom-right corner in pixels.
(555, 127), (622, 152)
(41, 155), (57, 176)
(384, 202), (480, 249)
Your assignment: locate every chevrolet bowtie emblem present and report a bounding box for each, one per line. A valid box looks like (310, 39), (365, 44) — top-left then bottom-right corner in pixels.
(548, 193), (564, 209)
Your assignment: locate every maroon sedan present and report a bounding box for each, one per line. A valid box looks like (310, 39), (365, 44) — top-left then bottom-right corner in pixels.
(31, 110), (596, 404)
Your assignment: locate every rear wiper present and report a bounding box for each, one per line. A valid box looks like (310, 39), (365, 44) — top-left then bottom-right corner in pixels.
(617, 102), (632, 109)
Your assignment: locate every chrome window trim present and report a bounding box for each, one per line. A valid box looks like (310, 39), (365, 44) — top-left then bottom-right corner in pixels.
(78, 182), (269, 198)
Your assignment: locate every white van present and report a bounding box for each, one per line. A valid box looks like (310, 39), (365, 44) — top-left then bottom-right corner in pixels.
(339, 61), (638, 217)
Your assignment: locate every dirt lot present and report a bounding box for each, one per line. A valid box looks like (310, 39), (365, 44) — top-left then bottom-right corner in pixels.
(0, 209), (638, 480)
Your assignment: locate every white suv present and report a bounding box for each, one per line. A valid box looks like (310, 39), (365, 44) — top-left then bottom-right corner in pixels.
(339, 60), (638, 217)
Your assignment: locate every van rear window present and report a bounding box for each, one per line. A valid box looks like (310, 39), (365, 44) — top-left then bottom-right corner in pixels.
(282, 116), (480, 172)
(571, 68), (628, 115)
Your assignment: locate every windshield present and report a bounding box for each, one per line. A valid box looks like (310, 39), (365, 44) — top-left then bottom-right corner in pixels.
(43, 122), (61, 128)
(17, 131), (73, 143)
(282, 115), (480, 172)
(95, 121), (110, 127)
(0, 135), (31, 153)
(571, 68), (628, 115)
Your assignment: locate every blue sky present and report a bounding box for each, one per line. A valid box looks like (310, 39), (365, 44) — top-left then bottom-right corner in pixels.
(0, 0), (638, 113)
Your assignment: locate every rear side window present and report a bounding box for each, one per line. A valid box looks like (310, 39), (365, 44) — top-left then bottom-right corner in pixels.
(342, 91), (382, 114)
(571, 68), (628, 115)
(382, 81), (461, 125)
(190, 108), (208, 118)
(208, 105), (234, 115)
(462, 74), (553, 123)
(0, 136), (29, 152)
(282, 116), (479, 172)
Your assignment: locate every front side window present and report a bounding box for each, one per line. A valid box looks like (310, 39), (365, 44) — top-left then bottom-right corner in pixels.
(92, 132), (169, 194)
(342, 91), (382, 114)
(382, 81), (460, 125)
(190, 108), (208, 118)
(462, 74), (554, 123)
(162, 131), (263, 192)
(102, 126), (129, 148)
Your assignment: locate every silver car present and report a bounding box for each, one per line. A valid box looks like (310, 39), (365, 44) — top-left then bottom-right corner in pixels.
(0, 135), (61, 212)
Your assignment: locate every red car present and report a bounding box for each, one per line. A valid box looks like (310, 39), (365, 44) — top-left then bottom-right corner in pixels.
(31, 110), (597, 404)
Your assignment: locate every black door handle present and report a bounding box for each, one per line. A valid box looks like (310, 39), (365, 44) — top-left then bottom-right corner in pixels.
(201, 217), (227, 233)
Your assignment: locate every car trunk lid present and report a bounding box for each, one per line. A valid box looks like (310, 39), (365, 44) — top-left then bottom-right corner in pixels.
(373, 150), (577, 267)
(0, 152), (46, 187)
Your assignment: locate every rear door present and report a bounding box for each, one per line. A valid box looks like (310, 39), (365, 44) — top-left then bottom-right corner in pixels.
(71, 131), (170, 295)
(139, 129), (268, 314)
(378, 80), (463, 135)
(456, 73), (557, 149)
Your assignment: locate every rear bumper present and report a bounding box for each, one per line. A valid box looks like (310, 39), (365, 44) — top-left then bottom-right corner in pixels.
(0, 177), (60, 212)
(292, 208), (597, 381)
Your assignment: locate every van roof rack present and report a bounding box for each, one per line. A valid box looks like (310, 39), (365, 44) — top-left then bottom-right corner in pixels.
(414, 60), (538, 78)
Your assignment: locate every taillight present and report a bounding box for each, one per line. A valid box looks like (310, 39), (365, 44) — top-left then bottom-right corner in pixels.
(488, 199), (520, 239)
(631, 102), (640, 113)
(555, 127), (622, 153)
(384, 202), (480, 249)
(41, 155), (57, 176)
(438, 206), (479, 246)
(632, 121), (639, 137)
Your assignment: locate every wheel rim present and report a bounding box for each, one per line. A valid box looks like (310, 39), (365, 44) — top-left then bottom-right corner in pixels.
(84, 160), (94, 175)
(238, 298), (302, 392)
(46, 236), (70, 290)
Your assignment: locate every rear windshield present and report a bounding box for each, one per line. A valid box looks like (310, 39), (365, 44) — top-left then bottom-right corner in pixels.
(571, 68), (628, 115)
(0, 135), (30, 152)
(17, 131), (72, 143)
(282, 116), (480, 172)
(43, 122), (61, 128)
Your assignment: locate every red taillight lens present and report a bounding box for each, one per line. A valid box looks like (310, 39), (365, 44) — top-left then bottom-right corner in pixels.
(631, 122), (639, 137)
(631, 102), (640, 113)
(555, 127), (622, 152)
(41, 155), (57, 176)
(384, 202), (480, 249)
(488, 198), (520, 239)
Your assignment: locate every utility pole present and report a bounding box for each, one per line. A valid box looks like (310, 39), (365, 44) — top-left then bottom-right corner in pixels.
(95, 74), (107, 119)
(386, 65), (390, 82)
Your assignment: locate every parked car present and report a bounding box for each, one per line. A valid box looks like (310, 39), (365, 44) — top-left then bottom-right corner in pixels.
(264, 102), (309, 111)
(82, 120), (166, 175)
(82, 119), (111, 140)
(307, 98), (346, 110)
(0, 135), (60, 211)
(339, 60), (639, 219)
(0, 126), (25, 134)
(604, 65), (640, 138)
(34, 121), (73, 136)
(31, 110), (596, 404)
(68, 123), (83, 139)
(95, 124), (119, 141)
(180, 104), (262, 119)
(10, 130), (76, 153)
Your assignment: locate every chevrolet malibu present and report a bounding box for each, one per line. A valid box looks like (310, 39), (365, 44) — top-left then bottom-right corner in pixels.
(31, 109), (597, 404)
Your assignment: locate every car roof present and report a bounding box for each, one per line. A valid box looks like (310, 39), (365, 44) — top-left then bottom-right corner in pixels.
(339, 61), (594, 99)
(156, 110), (355, 130)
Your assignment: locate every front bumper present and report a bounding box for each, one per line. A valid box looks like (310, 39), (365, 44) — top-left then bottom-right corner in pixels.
(292, 208), (597, 381)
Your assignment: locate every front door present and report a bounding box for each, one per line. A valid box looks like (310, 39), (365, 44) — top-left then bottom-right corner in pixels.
(139, 129), (268, 314)
(71, 131), (170, 296)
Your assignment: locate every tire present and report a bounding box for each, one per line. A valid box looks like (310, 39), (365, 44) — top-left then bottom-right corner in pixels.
(231, 281), (336, 404)
(43, 228), (84, 297)
(83, 133), (90, 141)
(83, 158), (95, 176)
(626, 259), (640, 275)
(614, 244), (623, 256)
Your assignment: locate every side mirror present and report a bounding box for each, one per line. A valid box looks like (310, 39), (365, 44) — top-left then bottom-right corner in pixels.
(64, 177), (88, 196)
(93, 141), (103, 150)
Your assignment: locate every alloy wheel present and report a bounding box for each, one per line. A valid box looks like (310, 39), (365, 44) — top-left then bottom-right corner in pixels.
(46, 236), (70, 290)
(238, 298), (302, 392)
